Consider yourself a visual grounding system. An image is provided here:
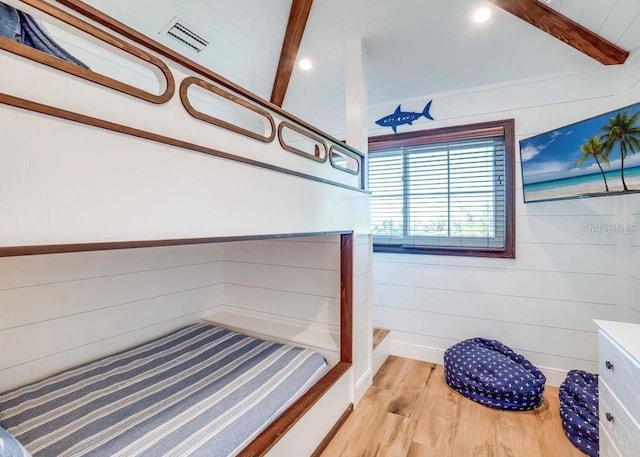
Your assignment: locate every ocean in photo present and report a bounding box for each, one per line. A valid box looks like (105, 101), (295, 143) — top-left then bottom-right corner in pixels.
(524, 166), (640, 202)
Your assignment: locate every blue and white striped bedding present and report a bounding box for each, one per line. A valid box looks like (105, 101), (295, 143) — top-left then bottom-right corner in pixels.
(0, 323), (328, 457)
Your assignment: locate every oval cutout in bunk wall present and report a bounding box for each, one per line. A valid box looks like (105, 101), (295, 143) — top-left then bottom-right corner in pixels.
(329, 145), (361, 175)
(278, 122), (328, 163)
(180, 77), (276, 143)
(0, 0), (174, 103)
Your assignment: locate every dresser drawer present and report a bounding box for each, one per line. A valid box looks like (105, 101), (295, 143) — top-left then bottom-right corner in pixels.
(599, 331), (640, 424)
(599, 379), (640, 457)
(600, 425), (623, 457)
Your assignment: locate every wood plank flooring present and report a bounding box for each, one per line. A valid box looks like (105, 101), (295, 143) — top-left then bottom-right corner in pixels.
(320, 356), (583, 457)
(372, 328), (390, 350)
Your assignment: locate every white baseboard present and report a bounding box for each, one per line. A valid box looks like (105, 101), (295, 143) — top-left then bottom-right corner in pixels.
(372, 336), (390, 377)
(354, 369), (372, 404)
(390, 340), (568, 387)
(536, 367), (569, 388)
(390, 340), (445, 365)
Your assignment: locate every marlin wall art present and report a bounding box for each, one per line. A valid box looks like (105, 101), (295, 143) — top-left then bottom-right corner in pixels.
(375, 100), (434, 133)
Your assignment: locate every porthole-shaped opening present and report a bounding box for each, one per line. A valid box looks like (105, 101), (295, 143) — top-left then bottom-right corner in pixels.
(180, 77), (275, 143)
(278, 122), (328, 162)
(329, 145), (360, 174)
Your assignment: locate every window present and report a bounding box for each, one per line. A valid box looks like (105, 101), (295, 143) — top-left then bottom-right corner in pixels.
(368, 119), (515, 258)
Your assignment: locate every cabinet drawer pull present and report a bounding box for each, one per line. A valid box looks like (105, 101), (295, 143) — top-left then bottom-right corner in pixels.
(605, 361), (614, 370)
(605, 412), (614, 423)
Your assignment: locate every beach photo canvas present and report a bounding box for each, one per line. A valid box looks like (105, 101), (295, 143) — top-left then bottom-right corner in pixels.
(520, 102), (640, 203)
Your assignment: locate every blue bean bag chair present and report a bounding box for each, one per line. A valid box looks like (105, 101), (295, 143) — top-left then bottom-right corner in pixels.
(559, 370), (599, 457)
(444, 338), (546, 410)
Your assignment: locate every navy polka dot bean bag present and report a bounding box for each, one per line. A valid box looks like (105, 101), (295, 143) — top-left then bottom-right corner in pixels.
(444, 338), (546, 410)
(559, 370), (599, 457)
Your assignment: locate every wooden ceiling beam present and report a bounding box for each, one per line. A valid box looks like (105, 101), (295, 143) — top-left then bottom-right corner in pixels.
(270, 0), (313, 107)
(488, 0), (628, 65)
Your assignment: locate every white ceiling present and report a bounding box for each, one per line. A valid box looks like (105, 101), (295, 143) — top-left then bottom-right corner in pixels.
(86, 0), (292, 99)
(85, 0), (640, 134)
(542, 0), (640, 51)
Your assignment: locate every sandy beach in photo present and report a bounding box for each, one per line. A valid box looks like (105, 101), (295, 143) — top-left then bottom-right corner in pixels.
(524, 169), (640, 202)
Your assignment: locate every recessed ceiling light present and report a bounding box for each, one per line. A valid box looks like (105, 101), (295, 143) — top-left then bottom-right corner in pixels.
(473, 7), (491, 23)
(298, 59), (312, 71)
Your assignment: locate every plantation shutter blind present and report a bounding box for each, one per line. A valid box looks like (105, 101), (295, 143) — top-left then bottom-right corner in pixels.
(370, 126), (507, 251)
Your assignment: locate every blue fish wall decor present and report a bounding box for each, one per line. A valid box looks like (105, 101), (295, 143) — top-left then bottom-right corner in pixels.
(375, 100), (434, 133)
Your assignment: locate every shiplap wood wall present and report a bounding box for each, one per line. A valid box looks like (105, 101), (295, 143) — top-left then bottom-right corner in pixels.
(361, 66), (640, 386)
(629, 204), (640, 324)
(222, 234), (373, 401)
(628, 193), (640, 324)
(627, 55), (640, 326)
(0, 244), (224, 391)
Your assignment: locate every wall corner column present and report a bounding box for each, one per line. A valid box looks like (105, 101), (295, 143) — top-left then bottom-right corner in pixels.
(345, 37), (369, 159)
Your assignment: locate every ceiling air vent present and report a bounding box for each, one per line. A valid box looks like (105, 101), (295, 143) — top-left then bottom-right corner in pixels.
(161, 18), (209, 53)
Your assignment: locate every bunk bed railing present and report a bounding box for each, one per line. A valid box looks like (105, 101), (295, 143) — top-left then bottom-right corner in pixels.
(0, 0), (367, 194)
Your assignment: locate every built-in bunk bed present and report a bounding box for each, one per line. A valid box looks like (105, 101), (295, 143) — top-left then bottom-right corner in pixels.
(0, 1), (371, 456)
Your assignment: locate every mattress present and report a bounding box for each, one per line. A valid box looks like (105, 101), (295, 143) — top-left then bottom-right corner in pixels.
(0, 323), (329, 457)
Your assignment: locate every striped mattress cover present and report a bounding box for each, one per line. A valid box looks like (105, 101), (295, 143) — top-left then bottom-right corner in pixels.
(0, 323), (329, 457)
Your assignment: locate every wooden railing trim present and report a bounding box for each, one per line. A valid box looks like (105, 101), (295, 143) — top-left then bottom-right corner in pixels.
(54, 0), (365, 161)
(0, 230), (351, 257)
(277, 121), (328, 163)
(329, 145), (361, 175)
(0, 93), (367, 195)
(3, 0), (175, 104)
(340, 233), (354, 364)
(180, 77), (276, 144)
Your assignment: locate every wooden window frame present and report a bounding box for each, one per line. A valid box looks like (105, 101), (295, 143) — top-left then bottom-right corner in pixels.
(369, 119), (516, 259)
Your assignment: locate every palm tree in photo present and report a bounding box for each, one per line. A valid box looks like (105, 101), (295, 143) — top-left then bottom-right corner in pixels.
(600, 109), (640, 191)
(576, 136), (610, 191)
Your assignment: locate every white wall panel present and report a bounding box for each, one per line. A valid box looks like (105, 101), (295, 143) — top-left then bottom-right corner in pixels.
(374, 259), (619, 305)
(0, 104), (369, 246)
(222, 237), (341, 327)
(223, 284), (339, 326)
(0, 284), (221, 370)
(629, 202), (640, 322)
(0, 244), (223, 391)
(222, 234), (372, 400)
(223, 261), (339, 298)
(0, 262), (222, 329)
(373, 283), (614, 332)
(0, 244), (223, 289)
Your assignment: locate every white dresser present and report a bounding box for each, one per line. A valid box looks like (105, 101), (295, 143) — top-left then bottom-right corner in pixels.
(595, 320), (640, 457)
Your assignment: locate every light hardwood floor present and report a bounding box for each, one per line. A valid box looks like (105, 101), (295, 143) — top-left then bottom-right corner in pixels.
(320, 356), (584, 457)
(372, 328), (390, 350)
